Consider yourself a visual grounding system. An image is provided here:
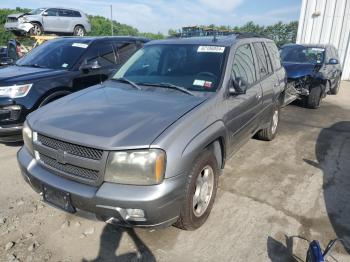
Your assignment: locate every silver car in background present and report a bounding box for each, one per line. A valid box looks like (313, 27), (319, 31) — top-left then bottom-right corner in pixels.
(4, 7), (91, 36)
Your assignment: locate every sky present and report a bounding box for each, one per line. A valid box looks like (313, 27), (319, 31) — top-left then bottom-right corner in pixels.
(0, 0), (302, 34)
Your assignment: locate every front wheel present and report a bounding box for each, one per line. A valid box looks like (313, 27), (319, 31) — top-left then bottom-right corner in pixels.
(330, 78), (341, 95)
(73, 26), (86, 36)
(29, 23), (43, 36)
(256, 105), (280, 141)
(306, 86), (322, 109)
(174, 150), (219, 230)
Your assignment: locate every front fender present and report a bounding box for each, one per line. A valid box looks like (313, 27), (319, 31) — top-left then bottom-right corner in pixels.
(19, 22), (34, 32)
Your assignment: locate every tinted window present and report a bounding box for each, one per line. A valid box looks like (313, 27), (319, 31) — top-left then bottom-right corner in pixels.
(16, 40), (90, 70)
(59, 9), (73, 17)
(253, 42), (270, 77)
(114, 44), (227, 92)
(115, 42), (137, 64)
(84, 42), (116, 66)
(72, 11), (82, 17)
(232, 44), (256, 86)
(46, 8), (58, 16)
(266, 42), (282, 70)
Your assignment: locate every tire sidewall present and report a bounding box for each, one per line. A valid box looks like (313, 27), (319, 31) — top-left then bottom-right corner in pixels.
(74, 26), (85, 36)
(180, 150), (219, 230)
(269, 104), (280, 139)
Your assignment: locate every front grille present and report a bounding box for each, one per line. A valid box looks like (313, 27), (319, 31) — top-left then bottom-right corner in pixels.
(7, 17), (18, 23)
(38, 134), (103, 160)
(35, 134), (107, 185)
(39, 154), (99, 181)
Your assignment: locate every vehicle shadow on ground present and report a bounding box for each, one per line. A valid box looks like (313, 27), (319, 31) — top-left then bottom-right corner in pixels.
(311, 121), (350, 253)
(267, 235), (299, 262)
(82, 224), (156, 262)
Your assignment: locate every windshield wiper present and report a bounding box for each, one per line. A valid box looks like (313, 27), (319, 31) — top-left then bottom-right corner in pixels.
(21, 64), (47, 68)
(139, 82), (194, 96)
(112, 77), (141, 90)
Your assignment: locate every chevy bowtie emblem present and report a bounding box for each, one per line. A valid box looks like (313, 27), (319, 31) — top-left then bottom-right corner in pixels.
(56, 149), (67, 164)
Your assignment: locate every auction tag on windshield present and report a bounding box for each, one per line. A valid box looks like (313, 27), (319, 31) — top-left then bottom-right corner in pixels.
(311, 48), (325, 52)
(197, 46), (225, 53)
(72, 43), (88, 48)
(193, 79), (205, 86)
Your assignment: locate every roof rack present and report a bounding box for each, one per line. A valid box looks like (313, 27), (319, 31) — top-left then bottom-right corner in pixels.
(232, 32), (271, 39)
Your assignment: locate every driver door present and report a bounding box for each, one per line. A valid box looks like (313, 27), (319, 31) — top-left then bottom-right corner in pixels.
(225, 43), (263, 155)
(42, 8), (59, 32)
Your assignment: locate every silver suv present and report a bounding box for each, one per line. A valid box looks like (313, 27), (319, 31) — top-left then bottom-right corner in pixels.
(4, 7), (91, 36)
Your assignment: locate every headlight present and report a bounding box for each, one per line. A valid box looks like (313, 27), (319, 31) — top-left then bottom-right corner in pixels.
(0, 84), (32, 98)
(18, 17), (28, 23)
(22, 121), (34, 155)
(105, 149), (166, 185)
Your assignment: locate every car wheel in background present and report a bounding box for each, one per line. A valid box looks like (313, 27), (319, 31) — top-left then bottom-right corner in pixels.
(73, 26), (86, 37)
(256, 104), (280, 141)
(330, 78), (341, 95)
(29, 23), (43, 36)
(174, 150), (219, 230)
(306, 85), (322, 109)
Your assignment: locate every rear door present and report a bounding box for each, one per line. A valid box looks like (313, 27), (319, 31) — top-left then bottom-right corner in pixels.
(226, 43), (263, 154)
(57, 9), (72, 32)
(252, 42), (278, 125)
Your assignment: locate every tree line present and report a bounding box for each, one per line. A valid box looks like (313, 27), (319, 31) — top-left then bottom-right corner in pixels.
(0, 7), (298, 47)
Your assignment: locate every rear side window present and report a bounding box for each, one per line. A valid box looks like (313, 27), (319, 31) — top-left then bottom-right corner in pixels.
(253, 42), (272, 78)
(84, 42), (117, 66)
(72, 11), (82, 17)
(115, 42), (138, 64)
(266, 42), (282, 70)
(232, 44), (256, 86)
(59, 9), (73, 17)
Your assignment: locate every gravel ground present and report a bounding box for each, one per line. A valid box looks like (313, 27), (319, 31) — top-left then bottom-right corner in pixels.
(1, 82), (350, 262)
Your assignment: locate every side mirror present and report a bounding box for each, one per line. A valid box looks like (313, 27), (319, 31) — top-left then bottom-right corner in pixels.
(42, 11), (48, 16)
(0, 57), (14, 66)
(228, 77), (247, 95)
(328, 58), (339, 65)
(80, 60), (102, 72)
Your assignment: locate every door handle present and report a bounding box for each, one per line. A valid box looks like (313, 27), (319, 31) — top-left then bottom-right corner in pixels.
(256, 94), (262, 100)
(274, 83), (279, 87)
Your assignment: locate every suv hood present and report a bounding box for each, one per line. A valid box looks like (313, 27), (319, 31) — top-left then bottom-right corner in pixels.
(283, 62), (319, 79)
(7, 13), (25, 19)
(0, 65), (67, 84)
(28, 83), (207, 150)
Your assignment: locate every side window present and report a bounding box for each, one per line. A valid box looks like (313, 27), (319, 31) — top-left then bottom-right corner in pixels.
(266, 42), (282, 71)
(115, 42), (138, 64)
(232, 44), (256, 86)
(58, 9), (72, 17)
(73, 11), (82, 17)
(46, 8), (58, 16)
(84, 42), (116, 66)
(253, 42), (271, 78)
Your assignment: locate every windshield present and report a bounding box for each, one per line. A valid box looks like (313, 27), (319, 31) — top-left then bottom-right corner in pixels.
(16, 40), (90, 70)
(29, 8), (45, 15)
(280, 46), (325, 64)
(114, 44), (227, 92)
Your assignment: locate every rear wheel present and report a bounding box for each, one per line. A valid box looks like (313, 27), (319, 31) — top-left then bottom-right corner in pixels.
(306, 86), (322, 109)
(174, 150), (219, 230)
(256, 105), (280, 141)
(73, 26), (85, 36)
(29, 23), (43, 36)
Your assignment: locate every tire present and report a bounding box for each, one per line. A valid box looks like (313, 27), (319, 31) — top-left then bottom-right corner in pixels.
(38, 91), (70, 107)
(306, 86), (322, 109)
(330, 78), (341, 95)
(73, 26), (86, 36)
(29, 23), (43, 36)
(174, 150), (219, 230)
(256, 104), (280, 141)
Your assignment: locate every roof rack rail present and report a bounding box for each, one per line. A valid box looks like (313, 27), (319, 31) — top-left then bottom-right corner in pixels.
(232, 32), (271, 39)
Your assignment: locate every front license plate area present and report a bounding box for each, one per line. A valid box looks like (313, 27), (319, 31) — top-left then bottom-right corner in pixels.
(43, 185), (76, 213)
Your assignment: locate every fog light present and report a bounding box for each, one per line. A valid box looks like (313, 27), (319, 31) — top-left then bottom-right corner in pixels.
(126, 208), (145, 219)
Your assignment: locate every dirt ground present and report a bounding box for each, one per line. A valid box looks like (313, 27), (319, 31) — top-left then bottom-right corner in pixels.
(1, 82), (350, 262)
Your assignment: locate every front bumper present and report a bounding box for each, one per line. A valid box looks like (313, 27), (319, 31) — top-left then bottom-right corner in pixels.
(17, 146), (185, 228)
(0, 103), (24, 142)
(0, 125), (22, 142)
(4, 21), (33, 33)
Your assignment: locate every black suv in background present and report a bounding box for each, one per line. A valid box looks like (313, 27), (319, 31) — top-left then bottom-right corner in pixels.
(0, 36), (148, 142)
(280, 44), (342, 108)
